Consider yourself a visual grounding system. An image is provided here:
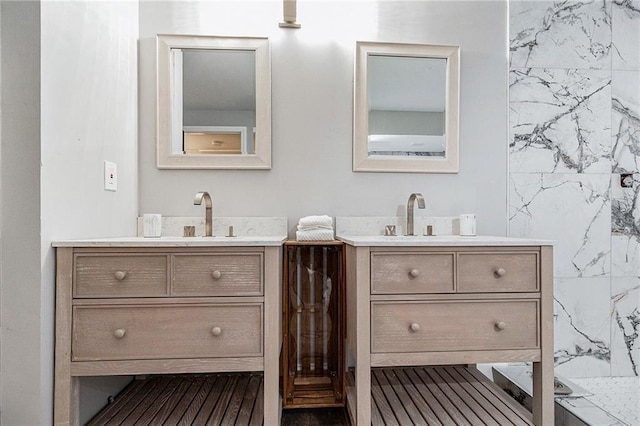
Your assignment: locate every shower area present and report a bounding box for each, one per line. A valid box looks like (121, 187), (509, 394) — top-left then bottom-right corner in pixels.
(507, 1), (639, 424)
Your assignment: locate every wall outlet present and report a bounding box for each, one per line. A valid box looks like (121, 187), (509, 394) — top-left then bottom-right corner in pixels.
(621, 173), (634, 188)
(104, 160), (117, 191)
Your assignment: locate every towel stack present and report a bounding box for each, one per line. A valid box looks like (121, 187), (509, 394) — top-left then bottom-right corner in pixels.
(296, 215), (334, 241)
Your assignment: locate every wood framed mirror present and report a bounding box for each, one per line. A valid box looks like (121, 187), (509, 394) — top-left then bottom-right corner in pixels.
(157, 34), (271, 169)
(353, 41), (459, 173)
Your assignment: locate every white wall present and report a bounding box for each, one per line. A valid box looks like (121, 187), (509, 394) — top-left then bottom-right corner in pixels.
(0, 1), (139, 424)
(139, 0), (509, 236)
(1, 1), (42, 424)
(41, 1), (139, 423)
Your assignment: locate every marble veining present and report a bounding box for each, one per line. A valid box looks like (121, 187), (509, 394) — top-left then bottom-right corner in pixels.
(611, 278), (640, 376)
(554, 277), (612, 377)
(510, 0), (612, 70)
(612, 0), (640, 70)
(612, 70), (640, 173)
(510, 0), (640, 380)
(510, 173), (611, 278)
(510, 68), (611, 173)
(611, 174), (640, 276)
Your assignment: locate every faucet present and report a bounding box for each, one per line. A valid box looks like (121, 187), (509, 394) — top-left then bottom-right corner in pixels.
(406, 193), (426, 236)
(194, 191), (213, 237)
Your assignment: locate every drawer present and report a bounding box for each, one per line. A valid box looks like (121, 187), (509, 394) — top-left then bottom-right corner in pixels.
(371, 252), (454, 294)
(371, 300), (538, 353)
(172, 253), (263, 296)
(72, 303), (263, 361)
(458, 252), (538, 293)
(74, 255), (168, 297)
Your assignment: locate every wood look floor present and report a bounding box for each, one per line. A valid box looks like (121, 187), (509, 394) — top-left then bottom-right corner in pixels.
(87, 374), (265, 426)
(87, 367), (531, 425)
(363, 366), (533, 426)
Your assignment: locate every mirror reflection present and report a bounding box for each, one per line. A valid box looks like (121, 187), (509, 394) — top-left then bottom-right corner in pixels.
(178, 49), (256, 155)
(157, 35), (271, 169)
(367, 55), (446, 157)
(353, 41), (459, 173)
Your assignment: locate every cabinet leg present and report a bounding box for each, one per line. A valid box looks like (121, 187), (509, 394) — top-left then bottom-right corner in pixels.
(532, 361), (554, 425)
(54, 376), (79, 426)
(354, 362), (371, 425)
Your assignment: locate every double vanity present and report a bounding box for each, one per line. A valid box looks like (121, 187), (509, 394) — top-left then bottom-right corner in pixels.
(53, 217), (554, 425)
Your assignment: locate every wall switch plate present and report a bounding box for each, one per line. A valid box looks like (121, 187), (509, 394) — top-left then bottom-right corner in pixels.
(104, 160), (117, 191)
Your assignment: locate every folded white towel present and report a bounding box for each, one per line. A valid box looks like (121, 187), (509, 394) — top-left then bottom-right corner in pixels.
(298, 215), (333, 228)
(296, 229), (334, 241)
(297, 224), (333, 231)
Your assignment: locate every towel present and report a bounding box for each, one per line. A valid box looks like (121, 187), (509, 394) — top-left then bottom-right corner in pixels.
(297, 223), (333, 231)
(296, 229), (334, 241)
(298, 215), (333, 229)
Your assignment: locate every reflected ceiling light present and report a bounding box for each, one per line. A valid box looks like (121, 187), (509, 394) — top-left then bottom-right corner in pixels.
(279, 0), (301, 28)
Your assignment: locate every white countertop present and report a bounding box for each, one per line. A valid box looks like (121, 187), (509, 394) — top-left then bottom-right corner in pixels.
(52, 236), (287, 247)
(336, 234), (554, 247)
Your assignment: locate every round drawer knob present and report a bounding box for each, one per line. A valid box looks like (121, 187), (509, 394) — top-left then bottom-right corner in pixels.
(114, 271), (127, 281)
(495, 321), (507, 331)
(211, 270), (222, 280)
(409, 269), (420, 278)
(211, 327), (222, 336)
(495, 268), (506, 277)
(410, 323), (421, 332)
(113, 329), (126, 339)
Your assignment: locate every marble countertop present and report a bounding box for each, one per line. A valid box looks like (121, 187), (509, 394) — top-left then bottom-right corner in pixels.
(336, 235), (554, 247)
(52, 236), (287, 247)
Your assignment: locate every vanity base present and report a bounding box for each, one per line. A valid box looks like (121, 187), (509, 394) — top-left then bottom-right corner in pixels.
(87, 373), (264, 426)
(347, 366), (533, 426)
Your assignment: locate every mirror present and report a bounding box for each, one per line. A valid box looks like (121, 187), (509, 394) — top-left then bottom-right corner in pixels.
(157, 35), (271, 169)
(353, 42), (459, 173)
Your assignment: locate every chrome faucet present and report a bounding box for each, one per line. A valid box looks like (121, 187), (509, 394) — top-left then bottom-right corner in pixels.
(406, 193), (426, 236)
(194, 191), (213, 237)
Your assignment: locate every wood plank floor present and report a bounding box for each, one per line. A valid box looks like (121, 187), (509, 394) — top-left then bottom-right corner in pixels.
(88, 366), (531, 425)
(87, 373), (264, 426)
(355, 366), (533, 426)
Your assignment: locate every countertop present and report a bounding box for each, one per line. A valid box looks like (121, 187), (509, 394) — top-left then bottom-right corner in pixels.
(336, 234), (554, 247)
(52, 236), (287, 247)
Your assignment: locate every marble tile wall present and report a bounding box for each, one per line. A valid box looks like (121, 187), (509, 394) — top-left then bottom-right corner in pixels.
(509, 0), (640, 377)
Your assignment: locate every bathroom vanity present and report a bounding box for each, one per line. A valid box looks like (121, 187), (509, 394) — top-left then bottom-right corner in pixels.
(53, 237), (284, 425)
(338, 235), (554, 426)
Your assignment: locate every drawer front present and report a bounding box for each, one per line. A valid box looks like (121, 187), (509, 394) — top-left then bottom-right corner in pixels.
(371, 252), (454, 294)
(458, 252), (538, 293)
(371, 300), (538, 353)
(74, 255), (168, 297)
(72, 303), (263, 361)
(172, 253), (263, 296)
